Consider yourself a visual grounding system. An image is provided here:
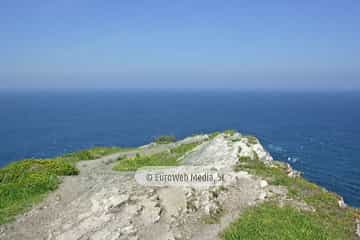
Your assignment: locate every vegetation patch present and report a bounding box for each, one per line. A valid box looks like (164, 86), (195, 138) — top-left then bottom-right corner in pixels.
(154, 135), (177, 144)
(243, 135), (258, 145)
(233, 156), (360, 239)
(231, 138), (241, 142)
(222, 203), (330, 240)
(63, 146), (134, 162)
(0, 146), (130, 224)
(224, 129), (237, 136)
(113, 143), (199, 171)
(209, 131), (221, 140)
(0, 158), (77, 224)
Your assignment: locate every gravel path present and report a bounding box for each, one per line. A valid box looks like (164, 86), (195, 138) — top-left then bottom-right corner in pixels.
(0, 134), (285, 240)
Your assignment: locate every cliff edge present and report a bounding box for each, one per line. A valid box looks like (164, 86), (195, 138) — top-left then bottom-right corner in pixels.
(0, 131), (359, 240)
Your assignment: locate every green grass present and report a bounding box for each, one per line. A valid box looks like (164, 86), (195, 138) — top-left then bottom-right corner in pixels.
(0, 158), (77, 224)
(63, 146), (134, 162)
(113, 143), (199, 171)
(222, 203), (330, 240)
(243, 135), (258, 145)
(154, 135), (177, 144)
(0, 146), (131, 224)
(235, 156), (315, 198)
(224, 129), (237, 136)
(209, 131), (221, 140)
(232, 156), (360, 239)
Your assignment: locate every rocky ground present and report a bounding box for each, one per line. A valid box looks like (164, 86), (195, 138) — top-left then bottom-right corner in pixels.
(0, 133), (292, 240)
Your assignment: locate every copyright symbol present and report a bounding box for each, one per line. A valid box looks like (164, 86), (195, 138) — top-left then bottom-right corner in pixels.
(146, 174), (152, 182)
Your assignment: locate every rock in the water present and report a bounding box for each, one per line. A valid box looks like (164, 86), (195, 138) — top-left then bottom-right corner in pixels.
(286, 163), (301, 178)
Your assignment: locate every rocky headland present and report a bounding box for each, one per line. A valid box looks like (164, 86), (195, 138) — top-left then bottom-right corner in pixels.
(0, 131), (359, 240)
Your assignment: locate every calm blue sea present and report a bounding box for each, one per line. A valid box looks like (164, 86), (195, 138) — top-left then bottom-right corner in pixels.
(0, 90), (359, 207)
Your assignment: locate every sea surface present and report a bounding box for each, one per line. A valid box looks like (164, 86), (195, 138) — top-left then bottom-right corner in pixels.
(0, 90), (359, 207)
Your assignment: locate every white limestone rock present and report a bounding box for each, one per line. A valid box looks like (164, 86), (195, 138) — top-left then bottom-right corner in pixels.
(260, 180), (268, 188)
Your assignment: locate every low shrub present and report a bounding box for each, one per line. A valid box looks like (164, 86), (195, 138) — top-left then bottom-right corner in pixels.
(113, 143), (199, 171)
(154, 135), (177, 144)
(0, 158), (78, 224)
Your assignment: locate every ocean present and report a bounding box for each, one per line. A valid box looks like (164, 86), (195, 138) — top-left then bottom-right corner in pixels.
(0, 90), (359, 207)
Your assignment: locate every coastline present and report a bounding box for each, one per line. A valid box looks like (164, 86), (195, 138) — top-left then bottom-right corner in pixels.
(0, 131), (359, 239)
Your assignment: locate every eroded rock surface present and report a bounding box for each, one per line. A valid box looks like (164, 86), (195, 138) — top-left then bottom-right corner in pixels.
(0, 133), (286, 240)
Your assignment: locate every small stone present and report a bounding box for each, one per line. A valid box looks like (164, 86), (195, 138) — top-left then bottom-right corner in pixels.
(149, 195), (159, 201)
(356, 219), (360, 237)
(286, 163), (301, 178)
(170, 216), (177, 224)
(174, 232), (183, 240)
(55, 194), (61, 201)
(107, 194), (130, 213)
(260, 180), (268, 188)
(203, 202), (218, 215)
(153, 214), (161, 223)
(258, 192), (267, 200)
(193, 200), (200, 210)
(121, 225), (137, 236)
(103, 159), (113, 165)
(185, 191), (193, 198)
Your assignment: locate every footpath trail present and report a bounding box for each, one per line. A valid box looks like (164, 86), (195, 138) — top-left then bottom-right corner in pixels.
(0, 134), (284, 240)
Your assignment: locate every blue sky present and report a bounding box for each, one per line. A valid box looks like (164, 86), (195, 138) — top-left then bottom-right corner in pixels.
(1, 1), (359, 90)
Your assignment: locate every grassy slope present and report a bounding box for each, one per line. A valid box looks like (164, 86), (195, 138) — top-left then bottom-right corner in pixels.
(223, 203), (329, 240)
(226, 154), (359, 240)
(0, 146), (131, 224)
(113, 142), (199, 171)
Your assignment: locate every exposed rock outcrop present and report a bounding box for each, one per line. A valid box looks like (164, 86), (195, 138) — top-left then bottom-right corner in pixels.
(0, 133), (292, 240)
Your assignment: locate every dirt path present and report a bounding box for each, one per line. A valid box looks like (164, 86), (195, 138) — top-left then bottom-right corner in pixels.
(0, 134), (285, 240)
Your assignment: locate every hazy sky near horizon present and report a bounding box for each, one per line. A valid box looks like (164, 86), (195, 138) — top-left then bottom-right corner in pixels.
(1, 1), (359, 90)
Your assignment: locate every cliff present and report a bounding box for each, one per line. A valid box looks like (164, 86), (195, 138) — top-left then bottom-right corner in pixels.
(0, 131), (359, 239)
